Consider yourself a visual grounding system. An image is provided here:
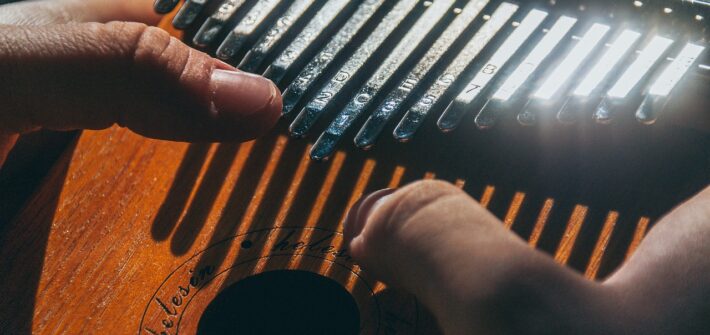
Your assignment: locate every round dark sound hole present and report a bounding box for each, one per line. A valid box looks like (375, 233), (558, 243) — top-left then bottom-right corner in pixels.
(197, 270), (360, 334)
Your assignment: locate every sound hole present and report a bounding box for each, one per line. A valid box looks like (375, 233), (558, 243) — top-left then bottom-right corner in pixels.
(197, 270), (360, 334)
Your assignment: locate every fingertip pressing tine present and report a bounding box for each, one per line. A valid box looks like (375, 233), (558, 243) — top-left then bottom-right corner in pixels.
(209, 70), (282, 132)
(343, 188), (396, 245)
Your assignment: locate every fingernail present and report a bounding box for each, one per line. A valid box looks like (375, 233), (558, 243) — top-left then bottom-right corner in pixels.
(210, 69), (281, 121)
(343, 188), (396, 243)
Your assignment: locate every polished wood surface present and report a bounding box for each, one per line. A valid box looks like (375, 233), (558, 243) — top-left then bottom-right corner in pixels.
(1, 117), (707, 333)
(0, 127), (433, 334)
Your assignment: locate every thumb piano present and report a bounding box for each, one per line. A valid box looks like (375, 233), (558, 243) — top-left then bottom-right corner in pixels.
(1, 0), (709, 333)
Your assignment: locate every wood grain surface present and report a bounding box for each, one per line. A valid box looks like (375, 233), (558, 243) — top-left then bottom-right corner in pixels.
(1, 116), (707, 334)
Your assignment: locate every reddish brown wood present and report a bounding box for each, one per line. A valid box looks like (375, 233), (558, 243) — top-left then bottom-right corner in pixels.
(0, 127), (435, 334)
(1, 120), (692, 334)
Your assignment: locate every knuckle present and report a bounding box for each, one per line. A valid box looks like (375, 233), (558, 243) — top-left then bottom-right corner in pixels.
(395, 180), (464, 212)
(125, 23), (212, 88)
(102, 22), (189, 78)
(88, 22), (173, 70)
(78, 21), (111, 38)
(128, 24), (173, 67)
(381, 180), (466, 230)
(359, 180), (469, 259)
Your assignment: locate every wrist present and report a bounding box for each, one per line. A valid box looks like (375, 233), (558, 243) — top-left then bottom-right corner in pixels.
(430, 248), (617, 335)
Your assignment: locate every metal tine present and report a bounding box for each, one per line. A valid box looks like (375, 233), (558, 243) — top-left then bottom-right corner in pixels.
(276, 0), (384, 111)
(439, 8), (548, 132)
(477, 15), (577, 129)
(214, 0), (282, 61)
(238, 0), (317, 73)
(290, 0), (420, 141)
(593, 35), (674, 124)
(313, 0), (456, 156)
(191, 0), (247, 47)
(518, 22), (611, 126)
(636, 42), (705, 124)
(173, 0), (210, 30)
(354, 0), (490, 149)
(393, 2), (519, 142)
(154, 0), (181, 14)
(556, 29), (642, 124)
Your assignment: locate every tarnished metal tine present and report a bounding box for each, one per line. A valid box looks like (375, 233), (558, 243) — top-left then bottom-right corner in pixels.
(191, 0), (248, 47)
(276, 0), (385, 113)
(354, 0), (489, 149)
(238, 0), (317, 73)
(173, 0), (210, 30)
(290, 0), (420, 140)
(213, 0), (282, 60)
(154, 0), (181, 14)
(393, 2), (519, 142)
(316, 0), (456, 153)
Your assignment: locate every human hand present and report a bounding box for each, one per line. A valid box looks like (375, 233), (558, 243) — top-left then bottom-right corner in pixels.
(345, 181), (710, 334)
(0, 0), (282, 165)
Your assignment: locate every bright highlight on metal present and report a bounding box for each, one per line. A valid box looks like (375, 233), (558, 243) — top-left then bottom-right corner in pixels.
(394, 2), (518, 140)
(456, 9), (549, 104)
(573, 30), (642, 97)
(606, 35), (674, 98)
(533, 23), (610, 100)
(648, 43), (705, 97)
(291, 0), (418, 137)
(354, 0), (488, 148)
(319, 0), (454, 146)
(492, 15), (577, 101)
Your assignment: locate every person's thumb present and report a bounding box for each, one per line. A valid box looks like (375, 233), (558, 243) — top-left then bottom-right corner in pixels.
(344, 181), (610, 334)
(0, 22), (281, 142)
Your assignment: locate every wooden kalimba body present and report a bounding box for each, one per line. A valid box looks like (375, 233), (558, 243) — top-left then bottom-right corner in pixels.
(1, 0), (709, 334)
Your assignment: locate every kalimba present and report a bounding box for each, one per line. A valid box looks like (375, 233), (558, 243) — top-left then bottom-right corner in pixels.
(0, 0), (708, 334)
(157, 0), (708, 159)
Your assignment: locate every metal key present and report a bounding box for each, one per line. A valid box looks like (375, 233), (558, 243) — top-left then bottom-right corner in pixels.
(192, 0), (248, 47)
(290, 0), (420, 139)
(214, 0), (282, 60)
(310, 0), (455, 157)
(173, 0), (210, 30)
(393, 2), (519, 141)
(238, 0), (316, 73)
(439, 8), (548, 132)
(264, 0), (358, 85)
(476, 15), (577, 129)
(354, 0), (489, 149)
